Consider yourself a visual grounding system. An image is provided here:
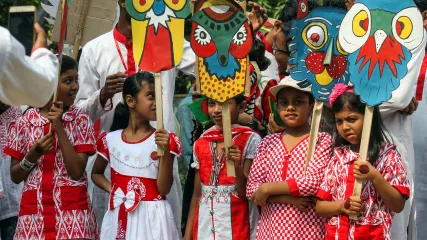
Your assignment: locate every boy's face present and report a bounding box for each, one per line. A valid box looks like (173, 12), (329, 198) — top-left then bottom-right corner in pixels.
(207, 98), (245, 126)
(274, 31), (289, 76)
(276, 88), (313, 128)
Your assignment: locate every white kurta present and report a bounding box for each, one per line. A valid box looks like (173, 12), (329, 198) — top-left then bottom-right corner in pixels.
(0, 26), (59, 107)
(413, 55), (427, 240)
(381, 31), (427, 240)
(75, 29), (195, 234)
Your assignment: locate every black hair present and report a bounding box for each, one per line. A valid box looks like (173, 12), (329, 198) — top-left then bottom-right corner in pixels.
(332, 92), (390, 165)
(414, 0), (427, 12)
(278, 0), (320, 37)
(60, 55), (77, 75)
(322, 0), (347, 10)
(110, 71), (155, 132)
(233, 94), (246, 105)
(276, 87), (315, 105)
(249, 38), (271, 71)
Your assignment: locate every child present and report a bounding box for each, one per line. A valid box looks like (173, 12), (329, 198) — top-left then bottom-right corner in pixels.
(4, 55), (98, 239)
(0, 102), (22, 240)
(246, 77), (332, 239)
(315, 84), (410, 239)
(184, 95), (262, 240)
(91, 72), (181, 240)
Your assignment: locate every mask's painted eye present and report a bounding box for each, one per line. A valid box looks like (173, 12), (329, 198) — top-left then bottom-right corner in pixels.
(131, 0), (155, 13)
(392, 7), (424, 50)
(194, 25), (212, 46)
(336, 38), (348, 56)
(352, 10), (369, 37)
(338, 3), (371, 54)
(302, 22), (328, 50)
(232, 25), (248, 46)
(164, 0), (187, 11)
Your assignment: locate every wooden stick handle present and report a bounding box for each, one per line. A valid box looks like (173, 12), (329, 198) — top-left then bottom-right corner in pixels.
(304, 101), (323, 172)
(155, 72), (165, 157)
(222, 101), (235, 177)
(72, 0), (91, 60)
(349, 106), (374, 220)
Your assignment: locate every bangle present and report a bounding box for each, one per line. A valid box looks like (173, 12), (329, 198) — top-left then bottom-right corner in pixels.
(19, 158), (36, 172)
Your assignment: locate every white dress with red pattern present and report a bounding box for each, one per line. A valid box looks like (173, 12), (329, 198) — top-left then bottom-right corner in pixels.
(191, 125), (262, 240)
(316, 143), (410, 240)
(246, 132), (333, 240)
(96, 129), (182, 240)
(4, 106), (99, 240)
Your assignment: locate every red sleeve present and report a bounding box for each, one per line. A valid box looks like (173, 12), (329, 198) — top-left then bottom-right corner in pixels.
(382, 147), (411, 198)
(316, 155), (337, 201)
(287, 133), (333, 196)
(96, 132), (109, 162)
(258, 31), (273, 53)
(169, 133), (182, 156)
(4, 120), (28, 161)
(73, 114), (96, 155)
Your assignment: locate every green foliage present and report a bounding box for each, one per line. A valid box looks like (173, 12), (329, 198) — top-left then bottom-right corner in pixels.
(0, 0), (41, 27)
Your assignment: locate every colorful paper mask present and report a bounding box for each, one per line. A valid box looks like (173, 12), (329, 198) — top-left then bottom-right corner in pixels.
(191, 0), (253, 103)
(288, 6), (350, 102)
(126, 0), (191, 72)
(338, 0), (424, 106)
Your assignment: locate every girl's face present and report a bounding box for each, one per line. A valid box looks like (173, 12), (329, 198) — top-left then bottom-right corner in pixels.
(277, 88), (313, 128)
(127, 82), (156, 121)
(207, 98), (244, 126)
(57, 69), (79, 107)
(335, 106), (364, 146)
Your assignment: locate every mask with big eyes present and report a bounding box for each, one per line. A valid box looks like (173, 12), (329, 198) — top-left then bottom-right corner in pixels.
(126, 0), (190, 19)
(338, 0), (424, 106)
(191, 6), (252, 65)
(190, 1), (253, 103)
(288, 7), (350, 102)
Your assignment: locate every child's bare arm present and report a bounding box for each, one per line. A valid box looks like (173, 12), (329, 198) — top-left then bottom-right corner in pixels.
(268, 195), (316, 210)
(315, 197), (362, 218)
(156, 129), (174, 196)
(91, 155), (111, 193)
(184, 171), (202, 240)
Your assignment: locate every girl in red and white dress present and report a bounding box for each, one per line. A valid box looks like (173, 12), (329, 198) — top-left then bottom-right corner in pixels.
(184, 95), (262, 240)
(247, 77), (333, 240)
(91, 72), (181, 240)
(315, 84), (410, 240)
(4, 55), (98, 240)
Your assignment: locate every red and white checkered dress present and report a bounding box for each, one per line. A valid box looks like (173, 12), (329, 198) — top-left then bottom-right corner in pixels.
(4, 106), (99, 240)
(247, 132), (332, 239)
(316, 143), (410, 240)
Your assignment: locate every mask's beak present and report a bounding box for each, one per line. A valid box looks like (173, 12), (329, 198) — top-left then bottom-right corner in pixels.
(374, 30), (387, 53)
(323, 39), (334, 66)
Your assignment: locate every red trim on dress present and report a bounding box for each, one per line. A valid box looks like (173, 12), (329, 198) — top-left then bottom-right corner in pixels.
(394, 186), (410, 199)
(316, 189), (332, 201)
(74, 144), (96, 154)
(287, 178), (300, 197)
(3, 147), (25, 161)
(121, 130), (155, 144)
(416, 54), (427, 100)
(280, 134), (309, 153)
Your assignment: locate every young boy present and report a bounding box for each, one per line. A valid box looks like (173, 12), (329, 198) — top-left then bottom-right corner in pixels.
(184, 95), (261, 240)
(0, 102), (23, 240)
(247, 77), (333, 239)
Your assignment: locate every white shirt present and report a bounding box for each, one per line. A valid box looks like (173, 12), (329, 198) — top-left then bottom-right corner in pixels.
(383, 31), (427, 240)
(75, 29), (195, 234)
(0, 26), (58, 107)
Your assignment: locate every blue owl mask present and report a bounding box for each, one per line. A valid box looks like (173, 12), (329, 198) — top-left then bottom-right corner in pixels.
(338, 0), (424, 106)
(288, 7), (350, 102)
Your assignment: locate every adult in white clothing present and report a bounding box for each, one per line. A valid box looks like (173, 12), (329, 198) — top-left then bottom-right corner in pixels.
(75, 1), (195, 233)
(0, 24), (58, 107)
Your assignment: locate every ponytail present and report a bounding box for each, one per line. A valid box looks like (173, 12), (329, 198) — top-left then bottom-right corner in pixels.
(110, 102), (130, 131)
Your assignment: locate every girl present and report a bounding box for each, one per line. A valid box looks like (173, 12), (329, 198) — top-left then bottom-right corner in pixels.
(247, 77), (332, 239)
(315, 84), (410, 239)
(91, 72), (181, 240)
(4, 55), (98, 239)
(184, 95), (262, 240)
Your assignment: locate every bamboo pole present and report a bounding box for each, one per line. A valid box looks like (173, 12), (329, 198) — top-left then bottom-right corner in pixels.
(304, 100), (323, 172)
(349, 106), (374, 220)
(72, 0), (91, 60)
(222, 101), (235, 177)
(155, 72), (165, 156)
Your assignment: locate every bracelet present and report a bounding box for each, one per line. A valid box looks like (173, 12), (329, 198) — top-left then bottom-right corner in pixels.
(19, 158), (36, 172)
